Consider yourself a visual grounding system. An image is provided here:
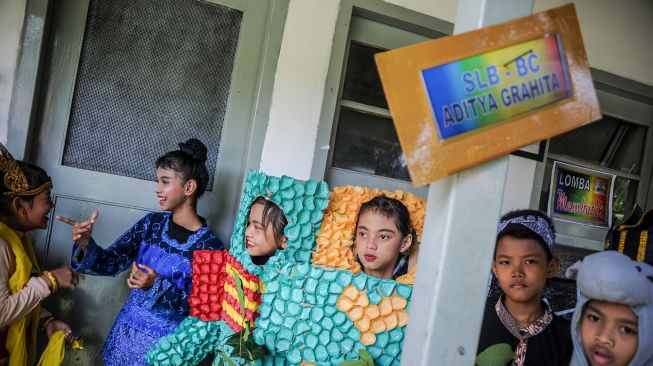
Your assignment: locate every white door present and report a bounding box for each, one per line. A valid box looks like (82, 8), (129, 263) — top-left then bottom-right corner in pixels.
(30, 0), (271, 363)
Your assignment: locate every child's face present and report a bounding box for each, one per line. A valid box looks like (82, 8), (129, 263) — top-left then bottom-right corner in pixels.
(581, 300), (638, 366)
(155, 168), (189, 212)
(492, 235), (557, 306)
(245, 203), (283, 257)
(20, 189), (54, 230)
(354, 210), (412, 279)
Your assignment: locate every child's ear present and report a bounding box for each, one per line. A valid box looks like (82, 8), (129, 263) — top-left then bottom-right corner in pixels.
(400, 233), (413, 253)
(547, 256), (560, 277)
(184, 179), (197, 197)
(11, 197), (26, 217)
(279, 235), (288, 249)
(491, 260), (498, 278)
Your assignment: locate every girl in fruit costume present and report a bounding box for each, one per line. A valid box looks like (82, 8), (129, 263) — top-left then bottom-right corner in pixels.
(148, 174), (425, 365)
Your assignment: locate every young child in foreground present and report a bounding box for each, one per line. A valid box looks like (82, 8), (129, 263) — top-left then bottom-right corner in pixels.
(354, 195), (415, 280)
(476, 209), (572, 366)
(566, 250), (653, 366)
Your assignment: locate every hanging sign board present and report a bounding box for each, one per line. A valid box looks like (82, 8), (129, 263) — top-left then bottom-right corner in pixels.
(548, 161), (615, 228)
(375, 4), (601, 186)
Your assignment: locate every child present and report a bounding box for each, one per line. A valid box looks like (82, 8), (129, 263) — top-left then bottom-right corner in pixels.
(477, 209), (572, 366)
(354, 195), (414, 279)
(147, 194), (289, 365)
(0, 143), (77, 365)
(57, 138), (223, 366)
(245, 196), (288, 263)
(566, 251), (653, 366)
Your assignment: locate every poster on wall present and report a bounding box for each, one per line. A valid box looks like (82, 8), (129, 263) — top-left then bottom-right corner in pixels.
(548, 161), (615, 228)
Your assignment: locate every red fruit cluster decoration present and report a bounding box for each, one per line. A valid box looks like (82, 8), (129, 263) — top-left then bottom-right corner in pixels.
(188, 250), (261, 332)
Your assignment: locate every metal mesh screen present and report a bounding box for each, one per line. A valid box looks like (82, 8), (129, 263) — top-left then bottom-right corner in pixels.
(63, 0), (243, 186)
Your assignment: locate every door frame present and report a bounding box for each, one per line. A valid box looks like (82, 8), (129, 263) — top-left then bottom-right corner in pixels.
(9, 0), (290, 246)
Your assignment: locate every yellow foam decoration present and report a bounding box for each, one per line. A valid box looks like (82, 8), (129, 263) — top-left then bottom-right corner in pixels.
(223, 283), (258, 312)
(396, 269), (416, 285)
(222, 301), (246, 327)
(312, 186), (426, 273)
(360, 332), (376, 347)
(336, 285), (410, 346)
(225, 263), (258, 292)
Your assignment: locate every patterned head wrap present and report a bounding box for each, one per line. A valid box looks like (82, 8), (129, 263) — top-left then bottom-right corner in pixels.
(497, 213), (554, 254)
(0, 143), (52, 197)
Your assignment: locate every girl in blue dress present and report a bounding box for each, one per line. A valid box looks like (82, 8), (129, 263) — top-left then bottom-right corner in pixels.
(57, 139), (223, 366)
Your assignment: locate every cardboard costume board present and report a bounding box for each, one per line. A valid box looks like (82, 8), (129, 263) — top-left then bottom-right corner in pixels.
(375, 4), (601, 186)
(149, 172), (427, 365)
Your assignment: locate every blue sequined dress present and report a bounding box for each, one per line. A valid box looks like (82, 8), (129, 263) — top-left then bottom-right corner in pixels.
(71, 212), (223, 366)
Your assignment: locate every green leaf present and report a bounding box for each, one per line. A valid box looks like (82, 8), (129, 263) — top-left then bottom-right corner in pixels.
(243, 322), (250, 342)
(215, 350), (238, 366)
(359, 349), (373, 366)
(231, 268), (246, 317)
(336, 350), (374, 366)
(224, 335), (268, 360)
(475, 343), (514, 366)
(224, 333), (242, 347)
(337, 361), (365, 366)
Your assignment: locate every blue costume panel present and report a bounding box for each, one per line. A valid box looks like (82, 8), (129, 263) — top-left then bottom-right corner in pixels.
(71, 212), (223, 366)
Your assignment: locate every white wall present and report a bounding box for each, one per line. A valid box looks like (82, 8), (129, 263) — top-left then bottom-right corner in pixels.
(0, 1), (26, 146)
(259, 0), (340, 179)
(535, 0), (653, 86)
(385, 0), (458, 22)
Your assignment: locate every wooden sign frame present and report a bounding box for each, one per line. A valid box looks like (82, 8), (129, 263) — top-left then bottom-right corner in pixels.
(375, 4), (601, 187)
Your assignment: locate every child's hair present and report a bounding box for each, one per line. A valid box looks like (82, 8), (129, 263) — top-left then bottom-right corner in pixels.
(156, 138), (209, 200)
(0, 144), (52, 221)
(496, 209), (555, 261)
(251, 196), (288, 245)
(356, 195), (415, 246)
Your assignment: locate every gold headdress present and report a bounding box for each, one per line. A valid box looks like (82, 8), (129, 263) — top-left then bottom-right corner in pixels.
(0, 143), (52, 197)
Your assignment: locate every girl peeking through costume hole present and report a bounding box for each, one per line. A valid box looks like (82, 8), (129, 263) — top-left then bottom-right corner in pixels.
(245, 196), (288, 265)
(354, 195), (416, 280)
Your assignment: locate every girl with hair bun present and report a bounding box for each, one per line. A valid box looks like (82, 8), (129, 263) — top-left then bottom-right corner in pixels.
(57, 138), (223, 366)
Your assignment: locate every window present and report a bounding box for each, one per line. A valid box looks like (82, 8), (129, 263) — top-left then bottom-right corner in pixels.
(533, 72), (653, 249)
(322, 15), (450, 197)
(63, 0), (241, 185)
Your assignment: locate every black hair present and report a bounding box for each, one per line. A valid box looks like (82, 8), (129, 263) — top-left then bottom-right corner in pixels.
(156, 138), (209, 203)
(0, 161), (51, 221)
(356, 195), (415, 247)
(496, 209), (555, 261)
(250, 196), (288, 246)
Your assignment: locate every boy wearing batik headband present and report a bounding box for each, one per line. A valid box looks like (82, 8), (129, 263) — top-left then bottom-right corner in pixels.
(477, 209), (573, 366)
